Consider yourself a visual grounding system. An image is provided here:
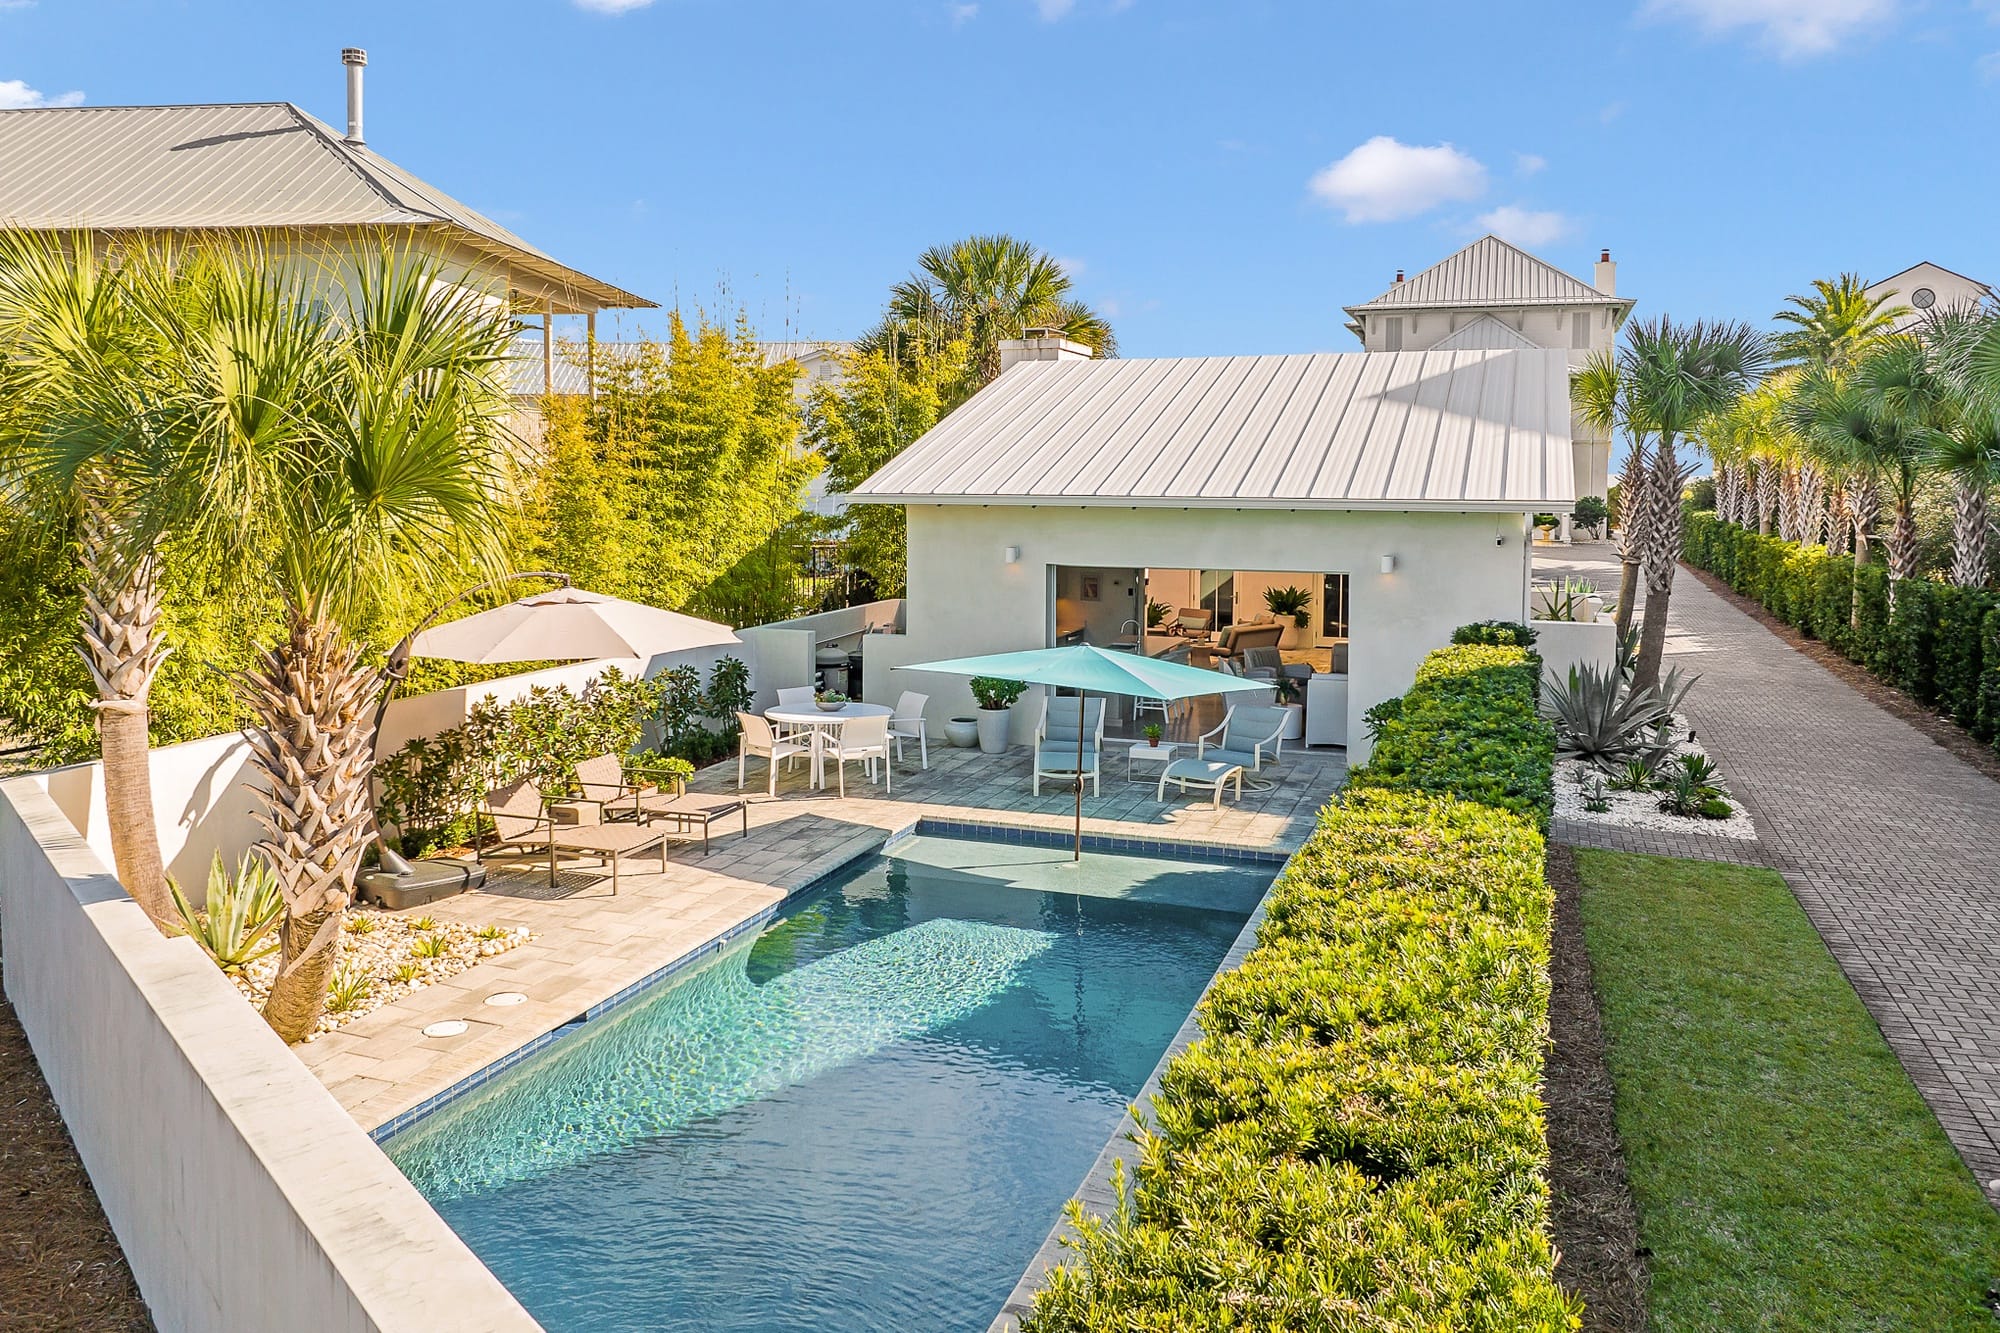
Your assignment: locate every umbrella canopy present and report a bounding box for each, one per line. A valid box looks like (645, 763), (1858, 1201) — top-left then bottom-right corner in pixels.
(901, 645), (1272, 702)
(408, 587), (740, 664)
(899, 645), (1274, 861)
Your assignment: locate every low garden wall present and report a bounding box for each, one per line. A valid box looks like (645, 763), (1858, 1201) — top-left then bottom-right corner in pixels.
(0, 777), (539, 1333)
(1021, 642), (1575, 1328)
(1531, 618), (1618, 691)
(1683, 512), (2000, 749)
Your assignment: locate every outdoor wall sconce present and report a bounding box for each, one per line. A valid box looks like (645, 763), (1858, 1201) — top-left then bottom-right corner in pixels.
(1379, 554), (1397, 574)
(1003, 545), (1022, 564)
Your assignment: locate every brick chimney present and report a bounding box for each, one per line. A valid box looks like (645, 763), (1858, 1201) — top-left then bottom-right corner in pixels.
(998, 329), (1093, 373)
(1593, 248), (1616, 296)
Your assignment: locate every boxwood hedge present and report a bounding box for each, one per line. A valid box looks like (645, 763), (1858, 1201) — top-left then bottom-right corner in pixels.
(1684, 511), (2000, 744)
(1023, 641), (1575, 1331)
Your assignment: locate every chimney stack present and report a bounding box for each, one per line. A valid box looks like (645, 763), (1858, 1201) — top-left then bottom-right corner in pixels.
(1394, 269), (1404, 283)
(341, 48), (367, 146)
(1593, 248), (1616, 296)
(999, 330), (1094, 373)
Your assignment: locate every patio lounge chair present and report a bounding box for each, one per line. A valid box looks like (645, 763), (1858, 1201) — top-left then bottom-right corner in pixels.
(1168, 607), (1213, 639)
(1034, 696), (1105, 796)
(888, 690), (930, 769)
(738, 713), (814, 796)
(630, 790), (749, 854)
(1187, 619), (1284, 669)
(1196, 704), (1289, 773)
(483, 778), (665, 893)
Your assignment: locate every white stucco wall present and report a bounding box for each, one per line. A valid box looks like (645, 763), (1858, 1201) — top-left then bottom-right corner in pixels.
(870, 505), (1533, 763)
(1531, 619), (1618, 693)
(0, 778), (539, 1333)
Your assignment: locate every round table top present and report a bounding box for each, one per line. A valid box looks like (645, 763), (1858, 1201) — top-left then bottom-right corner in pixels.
(766, 701), (894, 725)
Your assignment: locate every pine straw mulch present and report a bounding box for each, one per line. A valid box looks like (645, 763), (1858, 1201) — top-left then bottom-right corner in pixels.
(1544, 841), (1648, 1333)
(1680, 562), (2000, 788)
(0, 947), (153, 1332)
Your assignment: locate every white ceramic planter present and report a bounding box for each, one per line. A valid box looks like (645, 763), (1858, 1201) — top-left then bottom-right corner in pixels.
(944, 717), (980, 748)
(975, 707), (1012, 754)
(1279, 703), (1305, 741)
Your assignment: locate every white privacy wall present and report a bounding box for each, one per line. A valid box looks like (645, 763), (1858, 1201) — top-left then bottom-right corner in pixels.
(0, 777), (540, 1333)
(871, 504), (1533, 763)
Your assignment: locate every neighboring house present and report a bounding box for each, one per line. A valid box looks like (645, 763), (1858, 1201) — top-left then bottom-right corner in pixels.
(1343, 235), (1633, 510)
(850, 337), (1575, 761)
(1864, 262), (1993, 332)
(0, 48), (652, 411)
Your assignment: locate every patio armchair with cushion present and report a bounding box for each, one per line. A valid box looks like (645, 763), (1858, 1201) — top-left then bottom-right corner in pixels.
(1241, 646), (1313, 694)
(1196, 704), (1290, 773)
(1167, 607), (1213, 639)
(1034, 696), (1106, 796)
(483, 777), (666, 893)
(1187, 619), (1285, 669)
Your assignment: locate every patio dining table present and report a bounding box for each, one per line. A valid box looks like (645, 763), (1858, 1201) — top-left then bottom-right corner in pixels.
(765, 701), (894, 789)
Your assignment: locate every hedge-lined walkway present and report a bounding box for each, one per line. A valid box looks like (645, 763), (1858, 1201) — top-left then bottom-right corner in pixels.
(1542, 545), (2000, 1200)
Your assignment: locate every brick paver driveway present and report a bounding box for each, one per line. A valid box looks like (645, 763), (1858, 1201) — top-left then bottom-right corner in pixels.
(1542, 546), (2000, 1201)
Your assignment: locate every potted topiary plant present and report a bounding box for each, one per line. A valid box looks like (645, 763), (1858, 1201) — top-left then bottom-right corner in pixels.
(969, 677), (1028, 754)
(1534, 512), (1559, 542)
(1262, 584), (1312, 649)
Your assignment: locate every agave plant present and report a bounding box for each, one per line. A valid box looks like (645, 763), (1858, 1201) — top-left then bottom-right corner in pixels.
(1544, 661), (1690, 771)
(168, 853), (284, 975)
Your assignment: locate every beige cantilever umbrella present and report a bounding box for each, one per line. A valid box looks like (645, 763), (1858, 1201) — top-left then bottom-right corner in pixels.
(407, 586), (740, 663)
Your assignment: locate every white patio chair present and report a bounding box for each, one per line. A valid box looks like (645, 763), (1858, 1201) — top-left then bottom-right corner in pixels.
(888, 690), (930, 769)
(770, 685), (818, 740)
(1034, 696), (1105, 796)
(1197, 704), (1289, 773)
(737, 712), (813, 797)
(825, 715), (892, 796)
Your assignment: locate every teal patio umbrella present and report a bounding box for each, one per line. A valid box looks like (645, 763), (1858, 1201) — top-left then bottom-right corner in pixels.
(898, 645), (1273, 860)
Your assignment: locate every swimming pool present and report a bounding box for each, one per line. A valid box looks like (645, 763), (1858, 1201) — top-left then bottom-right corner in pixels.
(385, 835), (1268, 1332)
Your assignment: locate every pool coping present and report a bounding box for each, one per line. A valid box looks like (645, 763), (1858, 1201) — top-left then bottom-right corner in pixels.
(983, 846), (1293, 1332)
(369, 816), (1290, 1145)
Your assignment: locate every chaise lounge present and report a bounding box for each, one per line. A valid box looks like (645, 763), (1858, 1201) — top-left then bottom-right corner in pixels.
(484, 777), (667, 893)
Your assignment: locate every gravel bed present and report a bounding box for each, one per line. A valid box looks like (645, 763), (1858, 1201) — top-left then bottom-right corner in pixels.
(1553, 719), (1758, 842)
(229, 910), (532, 1041)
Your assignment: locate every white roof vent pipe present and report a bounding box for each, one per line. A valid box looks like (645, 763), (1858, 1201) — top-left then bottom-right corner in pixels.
(341, 48), (367, 147)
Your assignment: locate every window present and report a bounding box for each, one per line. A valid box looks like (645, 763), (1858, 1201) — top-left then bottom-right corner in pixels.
(1381, 316), (1403, 352)
(1571, 311), (1591, 350)
(1321, 573), (1350, 639)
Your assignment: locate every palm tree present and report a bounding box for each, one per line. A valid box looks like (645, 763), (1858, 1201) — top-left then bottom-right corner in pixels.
(241, 249), (519, 1043)
(873, 235), (1115, 387)
(1772, 273), (1907, 371)
(1574, 351), (1648, 640)
(0, 235), (273, 928)
(1922, 306), (2000, 588)
(1851, 336), (1952, 607)
(1623, 318), (1770, 688)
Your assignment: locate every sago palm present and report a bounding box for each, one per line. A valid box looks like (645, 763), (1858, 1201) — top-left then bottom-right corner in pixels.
(879, 234), (1114, 386)
(240, 248), (518, 1042)
(0, 235), (278, 928)
(1621, 317), (1769, 688)
(1772, 273), (1906, 371)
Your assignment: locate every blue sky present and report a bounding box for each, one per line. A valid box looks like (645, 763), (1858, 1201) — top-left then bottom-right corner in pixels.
(5, 0), (1998, 356)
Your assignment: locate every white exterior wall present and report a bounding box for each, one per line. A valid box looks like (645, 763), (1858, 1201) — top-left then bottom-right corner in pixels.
(1530, 619), (1618, 691)
(866, 505), (1533, 763)
(0, 778), (539, 1333)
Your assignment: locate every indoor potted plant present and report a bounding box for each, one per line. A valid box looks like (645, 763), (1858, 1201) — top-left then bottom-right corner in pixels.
(1262, 584), (1312, 650)
(969, 677), (1028, 754)
(1273, 674), (1305, 741)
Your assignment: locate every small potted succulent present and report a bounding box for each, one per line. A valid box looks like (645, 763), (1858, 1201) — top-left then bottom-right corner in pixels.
(969, 677), (1028, 754)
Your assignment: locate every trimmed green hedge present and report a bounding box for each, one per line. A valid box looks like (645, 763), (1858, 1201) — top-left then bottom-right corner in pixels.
(1024, 642), (1574, 1331)
(1683, 512), (2000, 743)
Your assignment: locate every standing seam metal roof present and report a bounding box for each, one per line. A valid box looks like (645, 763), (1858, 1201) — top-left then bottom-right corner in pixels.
(1346, 234), (1622, 312)
(850, 348), (1574, 510)
(0, 102), (651, 310)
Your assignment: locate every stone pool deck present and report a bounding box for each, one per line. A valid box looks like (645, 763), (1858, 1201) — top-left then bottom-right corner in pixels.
(303, 737), (1347, 1135)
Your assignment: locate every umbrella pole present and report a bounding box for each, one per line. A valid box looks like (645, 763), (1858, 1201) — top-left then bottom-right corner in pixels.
(1073, 690), (1085, 862)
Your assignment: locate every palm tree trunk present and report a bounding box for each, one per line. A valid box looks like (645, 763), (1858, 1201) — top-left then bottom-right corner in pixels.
(1826, 481), (1852, 557)
(1613, 442), (1650, 643)
(1757, 464), (1778, 536)
(1634, 435), (1687, 691)
(1849, 471), (1878, 630)
(241, 609), (382, 1044)
(75, 504), (175, 929)
(1951, 477), (1990, 588)
(1798, 464), (1826, 547)
(1887, 486), (1918, 614)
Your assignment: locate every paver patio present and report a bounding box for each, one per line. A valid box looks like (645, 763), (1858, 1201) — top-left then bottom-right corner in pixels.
(303, 731), (1347, 1133)
(1541, 544), (2000, 1200)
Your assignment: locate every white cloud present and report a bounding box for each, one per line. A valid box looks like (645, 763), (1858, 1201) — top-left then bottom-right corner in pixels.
(1308, 136), (1487, 224)
(947, 1), (979, 23)
(1034, 0), (1075, 17)
(0, 78), (83, 109)
(1979, 49), (2000, 81)
(572, 0), (654, 13)
(1643, 0), (1899, 58)
(1599, 100), (1627, 124)
(1515, 152), (1548, 177)
(1051, 255), (1086, 277)
(1475, 205), (1574, 247)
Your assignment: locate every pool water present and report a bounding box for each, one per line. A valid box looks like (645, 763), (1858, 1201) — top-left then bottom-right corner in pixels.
(386, 836), (1267, 1333)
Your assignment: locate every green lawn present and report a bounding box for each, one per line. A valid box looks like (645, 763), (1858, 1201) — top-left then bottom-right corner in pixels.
(1574, 849), (2000, 1332)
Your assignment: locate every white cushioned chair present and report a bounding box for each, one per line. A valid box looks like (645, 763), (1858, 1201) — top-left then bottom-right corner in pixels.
(1034, 696), (1106, 796)
(1196, 704), (1289, 773)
